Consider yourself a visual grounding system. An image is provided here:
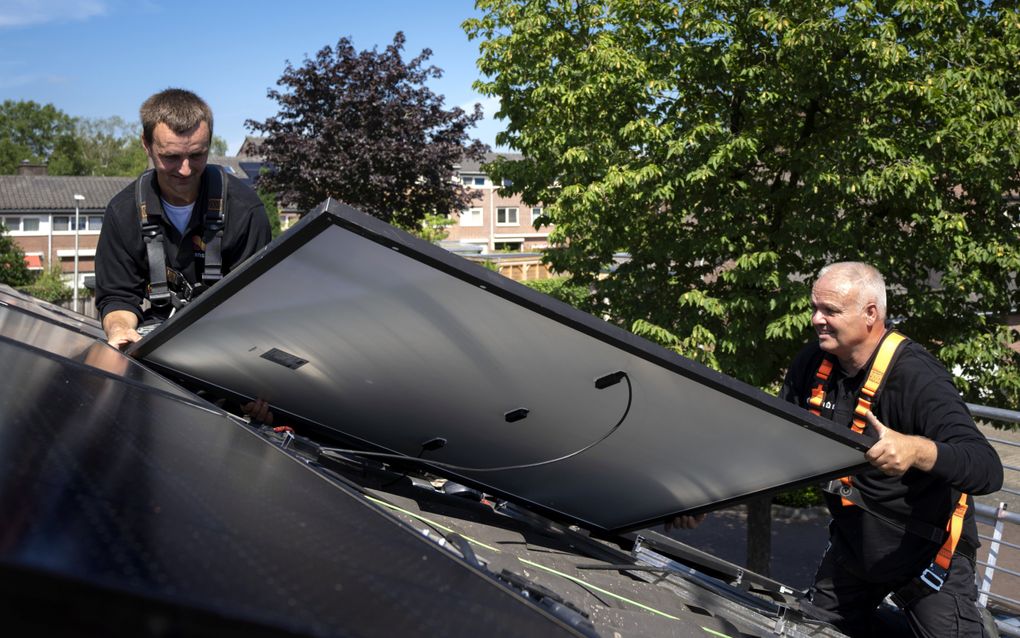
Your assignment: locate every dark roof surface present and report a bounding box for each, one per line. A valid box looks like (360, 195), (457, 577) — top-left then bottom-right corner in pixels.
(457, 152), (524, 174)
(0, 160), (261, 213)
(0, 175), (130, 212)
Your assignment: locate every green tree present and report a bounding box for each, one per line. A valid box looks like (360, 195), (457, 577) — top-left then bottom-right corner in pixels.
(413, 213), (455, 243)
(0, 223), (30, 286)
(257, 186), (283, 238)
(0, 100), (79, 174)
(54, 116), (148, 176)
(248, 32), (488, 231)
(211, 135), (229, 156)
(466, 0), (1020, 408)
(18, 265), (71, 303)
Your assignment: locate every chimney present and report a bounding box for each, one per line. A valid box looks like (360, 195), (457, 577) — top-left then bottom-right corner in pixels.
(17, 160), (48, 176)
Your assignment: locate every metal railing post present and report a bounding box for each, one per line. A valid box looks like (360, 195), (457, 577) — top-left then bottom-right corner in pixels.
(980, 502), (1008, 608)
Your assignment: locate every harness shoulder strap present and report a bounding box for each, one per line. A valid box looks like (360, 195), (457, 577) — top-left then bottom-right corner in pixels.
(851, 330), (908, 434)
(201, 165), (228, 286)
(135, 170), (171, 307)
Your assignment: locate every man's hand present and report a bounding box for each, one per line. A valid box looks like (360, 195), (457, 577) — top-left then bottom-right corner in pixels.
(864, 411), (937, 475)
(663, 513), (707, 531)
(102, 310), (143, 350)
(242, 398), (274, 426)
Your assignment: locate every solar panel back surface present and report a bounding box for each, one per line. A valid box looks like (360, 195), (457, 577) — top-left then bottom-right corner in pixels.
(134, 201), (870, 532)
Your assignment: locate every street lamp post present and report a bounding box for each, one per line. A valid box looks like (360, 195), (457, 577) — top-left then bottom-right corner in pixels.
(73, 194), (85, 313)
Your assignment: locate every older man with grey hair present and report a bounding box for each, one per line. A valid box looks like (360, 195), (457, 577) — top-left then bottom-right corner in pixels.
(780, 261), (1001, 636)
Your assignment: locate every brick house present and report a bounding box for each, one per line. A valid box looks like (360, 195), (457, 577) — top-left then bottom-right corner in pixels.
(0, 164), (129, 286)
(446, 152), (553, 255)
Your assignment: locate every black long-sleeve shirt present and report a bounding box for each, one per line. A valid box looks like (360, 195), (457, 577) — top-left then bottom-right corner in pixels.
(780, 337), (1002, 580)
(95, 168), (271, 323)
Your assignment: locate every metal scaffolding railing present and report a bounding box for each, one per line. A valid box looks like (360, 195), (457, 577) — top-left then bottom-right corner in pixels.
(967, 403), (1020, 635)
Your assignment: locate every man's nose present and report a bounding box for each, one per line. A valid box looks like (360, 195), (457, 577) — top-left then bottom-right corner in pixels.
(178, 158), (192, 176)
(811, 309), (825, 326)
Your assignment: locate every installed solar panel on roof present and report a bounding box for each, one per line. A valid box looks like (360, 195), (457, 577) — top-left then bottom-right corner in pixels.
(133, 200), (871, 532)
(0, 334), (584, 637)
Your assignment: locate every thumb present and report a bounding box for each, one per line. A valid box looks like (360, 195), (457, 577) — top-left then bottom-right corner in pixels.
(865, 411), (886, 438)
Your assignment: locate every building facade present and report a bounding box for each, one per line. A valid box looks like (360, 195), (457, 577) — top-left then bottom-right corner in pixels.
(0, 167), (129, 287)
(447, 153), (553, 255)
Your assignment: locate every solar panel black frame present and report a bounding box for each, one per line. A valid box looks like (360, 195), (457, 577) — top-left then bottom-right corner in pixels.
(131, 199), (871, 533)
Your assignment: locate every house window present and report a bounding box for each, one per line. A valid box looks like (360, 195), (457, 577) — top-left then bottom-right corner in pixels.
(494, 240), (523, 252)
(530, 207), (543, 226)
(496, 207), (518, 226)
(0, 216), (43, 233)
(474, 177), (486, 186)
(502, 178), (513, 187)
(53, 216), (88, 231)
(88, 216), (103, 231)
(460, 208), (483, 227)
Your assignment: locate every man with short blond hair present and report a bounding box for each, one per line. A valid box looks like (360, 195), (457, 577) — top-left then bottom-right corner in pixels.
(781, 261), (1001, 636)
(96, 88), (271, 347)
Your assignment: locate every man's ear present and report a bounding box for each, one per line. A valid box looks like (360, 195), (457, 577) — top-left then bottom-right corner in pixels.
(864, 301), (879, 327)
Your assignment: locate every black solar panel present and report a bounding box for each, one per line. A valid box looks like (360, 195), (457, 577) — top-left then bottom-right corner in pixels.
(0, 334), (583, 637)
(132, 200), (871, 533)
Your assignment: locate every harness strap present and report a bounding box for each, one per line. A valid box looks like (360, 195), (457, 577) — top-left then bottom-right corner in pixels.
(938, 492), (969, 569)
(895, 492), (971, 598)
(201, 165), (227, 287)
(136, 170), (171, 308)
(825, 480), (948, 544)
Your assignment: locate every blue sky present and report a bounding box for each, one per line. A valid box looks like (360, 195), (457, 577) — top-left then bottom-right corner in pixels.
(0, 0), (504, 154)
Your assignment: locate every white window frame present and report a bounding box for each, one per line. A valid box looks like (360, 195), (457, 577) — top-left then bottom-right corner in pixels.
(3, 215), (46, 235)
(52, 215), (100, 234)
(496, 207), (519, 226)
(530, 207), (543, 226)
(460, 207), (483, 227)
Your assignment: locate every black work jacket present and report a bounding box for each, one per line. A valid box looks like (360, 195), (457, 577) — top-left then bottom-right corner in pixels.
(95, 168), (271, 323)
(780, 338), (1002, 581)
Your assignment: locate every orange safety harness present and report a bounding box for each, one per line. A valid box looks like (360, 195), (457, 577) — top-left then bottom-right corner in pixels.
(808, 330), (969, 592)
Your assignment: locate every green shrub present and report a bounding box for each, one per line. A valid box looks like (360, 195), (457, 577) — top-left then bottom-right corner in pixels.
(19, 266), (72, 303)
(522, 277), (590, 309)
(773, 485), (825, 508)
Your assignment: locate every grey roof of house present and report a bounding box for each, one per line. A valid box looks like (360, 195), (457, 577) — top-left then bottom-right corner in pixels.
(0, 159), (264, 213)
(455, 151), (524, 174)
(0, 176), (131, 212)
(210, 156), (262, 181)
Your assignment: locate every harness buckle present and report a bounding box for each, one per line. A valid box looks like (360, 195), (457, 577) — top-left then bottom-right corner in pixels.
(919, 563), (947, 591)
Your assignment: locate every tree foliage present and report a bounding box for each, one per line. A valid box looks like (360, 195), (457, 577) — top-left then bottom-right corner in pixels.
(466, 0), (1020, 407)
(0, 100), (79, 174)
(0, 223), (30, 286)
(411, 213), (456, 243)
(248, 32), (488, 230)
(18, 265), (71, 303)
(0, 103), (153, 176)
(257, 186), (284, 239)
(56, 116), (149, 176)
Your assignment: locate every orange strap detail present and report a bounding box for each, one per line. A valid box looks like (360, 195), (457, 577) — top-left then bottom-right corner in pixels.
(935, 492), (969, 571)
(808, 358), (833, 416)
